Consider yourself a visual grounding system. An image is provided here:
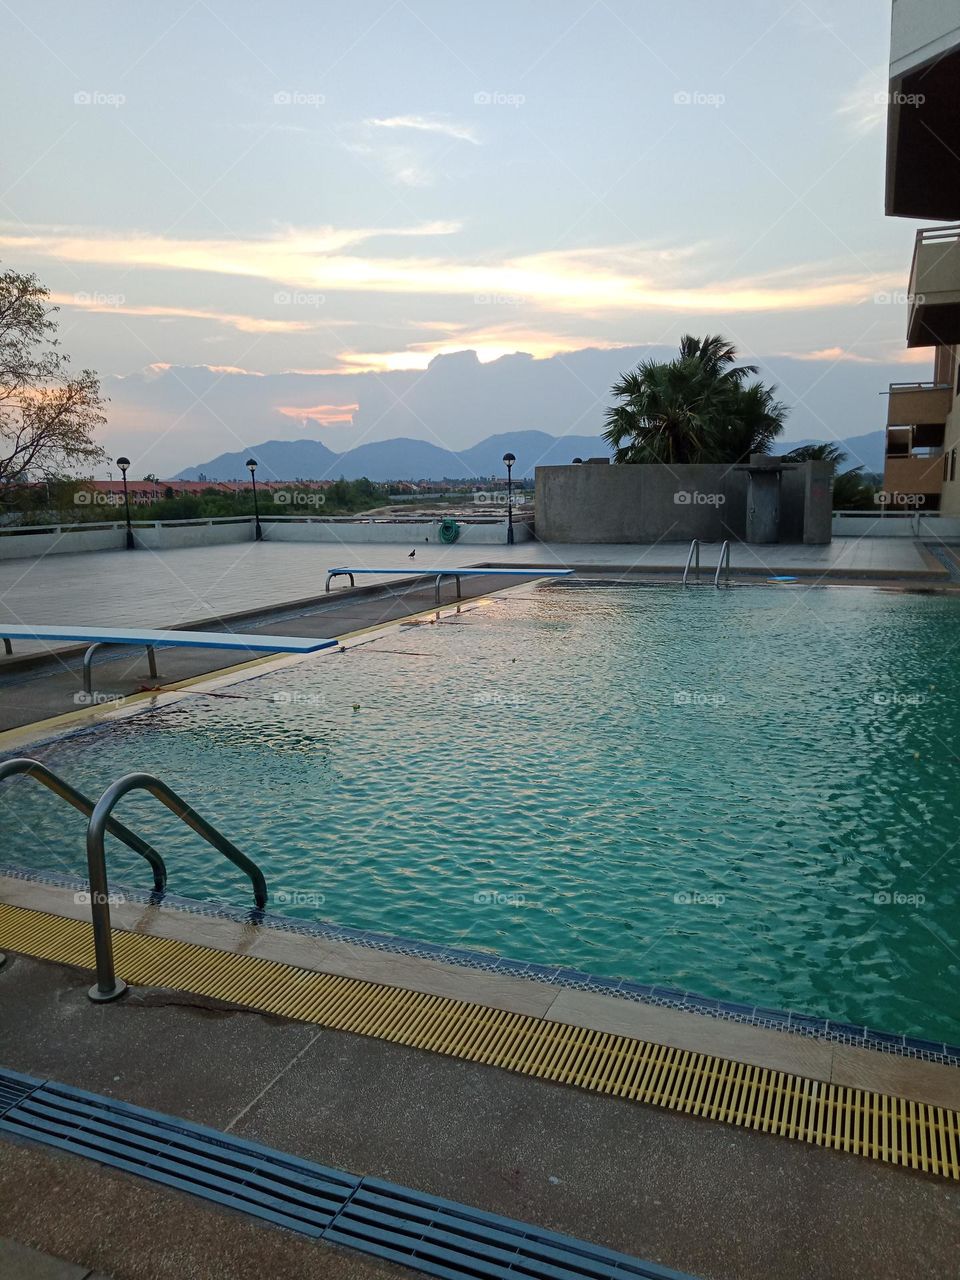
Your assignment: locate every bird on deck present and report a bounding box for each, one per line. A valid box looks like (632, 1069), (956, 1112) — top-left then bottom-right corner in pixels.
(408, 549), (416, 558)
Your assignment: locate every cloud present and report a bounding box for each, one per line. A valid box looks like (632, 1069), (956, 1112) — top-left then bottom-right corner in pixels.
(12, 227), (903, 320)
(276, 402), (359, 424)
(366, 115), (480, 145)
(51, 292), (317, 334)
(836, 67), (888, 138)
(786, 346), (876, 364)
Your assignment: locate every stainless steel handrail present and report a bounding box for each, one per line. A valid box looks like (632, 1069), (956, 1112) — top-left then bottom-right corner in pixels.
(85, 773), (267, 1001)
(681, 539), (700, 586)
(714, 541), (731, 588)
(0, 758), (166, 891)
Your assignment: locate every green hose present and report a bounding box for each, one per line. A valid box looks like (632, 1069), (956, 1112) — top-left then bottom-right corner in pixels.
(438, 517), (461, 544)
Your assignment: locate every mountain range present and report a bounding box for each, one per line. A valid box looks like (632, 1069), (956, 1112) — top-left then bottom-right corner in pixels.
(174, 431), (612, 482)
(174, 428), (886, 482)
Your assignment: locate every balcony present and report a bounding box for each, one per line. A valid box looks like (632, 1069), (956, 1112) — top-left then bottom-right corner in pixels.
(886, 4), (960, 219)
(886, 381), (953, 426)
(884, 412), (944, 504)
(907, 225), (960, 346)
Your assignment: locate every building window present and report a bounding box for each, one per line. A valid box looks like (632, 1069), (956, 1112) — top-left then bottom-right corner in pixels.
(952, 449), (957, 482)
(945, 452), (951, 480)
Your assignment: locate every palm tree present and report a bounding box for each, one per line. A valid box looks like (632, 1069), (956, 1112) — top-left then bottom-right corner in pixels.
(603, 334), (787, 465)
(782, 442), (874, 509)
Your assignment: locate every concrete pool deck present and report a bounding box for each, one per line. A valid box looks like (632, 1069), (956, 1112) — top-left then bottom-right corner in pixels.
(0, 908), (958, 1280)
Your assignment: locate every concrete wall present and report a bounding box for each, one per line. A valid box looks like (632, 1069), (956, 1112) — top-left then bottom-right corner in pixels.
(534, 462), (830, 544)
(263, 517), (532, 545)
(0, 515), (528, 561)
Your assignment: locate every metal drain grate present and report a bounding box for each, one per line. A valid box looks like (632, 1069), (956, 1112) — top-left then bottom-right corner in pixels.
(0, 1080), (358, 1236)
(326, 1178), (689, 1280)
(0, 1068), (41, 1117)
(3, 901), (960, 1179)
(0, 1072), (692, 1280)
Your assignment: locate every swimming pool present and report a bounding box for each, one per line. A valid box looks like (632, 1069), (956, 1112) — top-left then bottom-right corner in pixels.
(2, 582), (958, 1042)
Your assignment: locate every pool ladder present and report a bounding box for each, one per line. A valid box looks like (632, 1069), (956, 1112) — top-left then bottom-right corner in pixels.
(682, 539), (731, 588)
(0, 758), (267, 1003)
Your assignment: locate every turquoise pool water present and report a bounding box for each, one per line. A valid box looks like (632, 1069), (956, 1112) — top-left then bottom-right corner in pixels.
(3, 583), (959, 1042)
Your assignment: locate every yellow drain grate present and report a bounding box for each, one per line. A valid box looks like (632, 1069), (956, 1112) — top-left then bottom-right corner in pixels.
(2, 901), (958, 1180)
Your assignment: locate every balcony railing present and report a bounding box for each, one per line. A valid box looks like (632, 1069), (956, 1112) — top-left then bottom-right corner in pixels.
(907, 224), (960, 347)
(885, 381), (953, 427)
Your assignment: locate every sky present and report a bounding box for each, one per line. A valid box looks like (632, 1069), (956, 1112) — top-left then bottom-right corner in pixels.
(0, 0), (934, 477)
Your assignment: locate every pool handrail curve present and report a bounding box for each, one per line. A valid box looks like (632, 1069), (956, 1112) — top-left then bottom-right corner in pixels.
(0, 757), (167, 891)
(85, 771), (268, 1001)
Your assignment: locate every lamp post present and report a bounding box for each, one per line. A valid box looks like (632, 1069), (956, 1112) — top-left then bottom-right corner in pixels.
(116, 456), (135, 550)
(246, 458), (263, 541)
(502, 452), (516, 545)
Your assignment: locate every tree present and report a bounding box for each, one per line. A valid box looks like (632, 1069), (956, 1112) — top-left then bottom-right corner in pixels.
(603, 334), (787, 465)
(782, 442), (874, 510)
(0, 268), (107, 485)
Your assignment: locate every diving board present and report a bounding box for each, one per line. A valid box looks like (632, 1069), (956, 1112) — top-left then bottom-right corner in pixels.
(324, 566), (573, 606)
(0, 626), (337, 696)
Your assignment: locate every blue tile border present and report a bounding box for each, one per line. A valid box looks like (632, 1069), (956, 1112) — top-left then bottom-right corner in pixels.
(2, 861), (959, 1070)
